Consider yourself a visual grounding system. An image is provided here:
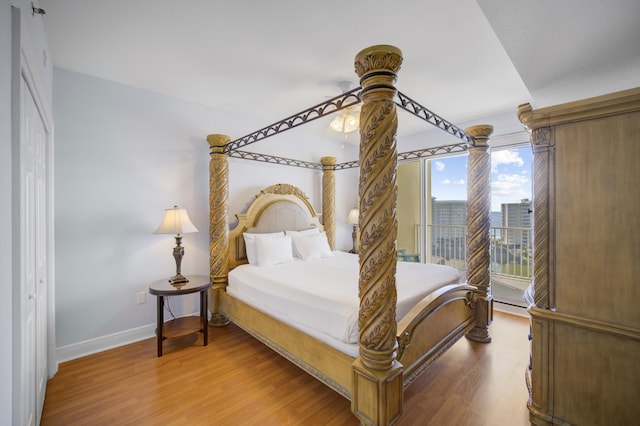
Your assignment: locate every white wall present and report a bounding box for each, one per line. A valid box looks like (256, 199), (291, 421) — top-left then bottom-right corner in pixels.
(0, 3), (13, 422)
(53, 68), (358, 359)
(2, 0), (52, 423)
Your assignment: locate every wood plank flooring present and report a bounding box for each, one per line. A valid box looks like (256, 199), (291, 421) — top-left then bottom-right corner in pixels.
(42, 310), (531, 425)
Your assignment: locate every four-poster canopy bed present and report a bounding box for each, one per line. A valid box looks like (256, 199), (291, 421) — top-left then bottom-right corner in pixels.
(206, 45), (494, 425)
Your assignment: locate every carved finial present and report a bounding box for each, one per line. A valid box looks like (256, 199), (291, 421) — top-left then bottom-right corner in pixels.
(465, 125), (494, 147)
(207, 134), (230, 154)
(354, 45), (403, 78)
(320, 156), (337, 168)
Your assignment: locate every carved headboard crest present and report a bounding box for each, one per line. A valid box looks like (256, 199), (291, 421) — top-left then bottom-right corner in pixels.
(259, 183), (308, 199)
(228, 183), (322, 269)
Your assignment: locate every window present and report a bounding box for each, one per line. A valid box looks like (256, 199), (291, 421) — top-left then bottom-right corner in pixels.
(396, 144), (533, 308)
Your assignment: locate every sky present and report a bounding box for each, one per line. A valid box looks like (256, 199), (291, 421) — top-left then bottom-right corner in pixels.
(430, 146), (532, 212)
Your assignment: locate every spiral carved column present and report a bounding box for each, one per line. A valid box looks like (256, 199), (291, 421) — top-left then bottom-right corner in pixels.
(464, 124), (494, 343)
(321, 156), (336, 250)
(351, 45), (404, 426)
(529, 126), (555, 309)
(207, 134), (231, 327)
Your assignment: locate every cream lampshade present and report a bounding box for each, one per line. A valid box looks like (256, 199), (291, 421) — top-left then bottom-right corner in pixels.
(154, 205), (198, 284)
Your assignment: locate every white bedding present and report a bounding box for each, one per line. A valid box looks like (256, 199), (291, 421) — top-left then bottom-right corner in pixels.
(227, 251), (461, 346)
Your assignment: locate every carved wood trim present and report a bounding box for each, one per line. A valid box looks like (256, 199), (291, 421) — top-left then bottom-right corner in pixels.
(352, 44), (404, 426)
(517, 87), (640, 129)
(207, 134), (231, 326)
(530, 306), (640, 341)
(207, 134), (230, 284)
(321, 156), (336, 250)
(355, 45), (403, 369)
(530, 127), (555, 309)
(464, 124), (494, 343)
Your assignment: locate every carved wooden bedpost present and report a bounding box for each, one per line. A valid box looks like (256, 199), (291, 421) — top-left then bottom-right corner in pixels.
(464, 124), (494, 343)
(352, 44), (403, 426)
(207, 134), (231, 327)
(321, 156), (336, 250)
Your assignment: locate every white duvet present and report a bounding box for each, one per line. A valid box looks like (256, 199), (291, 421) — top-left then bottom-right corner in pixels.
(228, 251), (461, 345)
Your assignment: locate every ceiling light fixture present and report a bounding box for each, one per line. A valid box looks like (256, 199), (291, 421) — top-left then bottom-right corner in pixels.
(330, 106), (360, 134)
(329, 81), (360, 136)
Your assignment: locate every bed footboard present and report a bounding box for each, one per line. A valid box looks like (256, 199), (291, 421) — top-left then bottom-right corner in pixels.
(396, 284), (476, 387)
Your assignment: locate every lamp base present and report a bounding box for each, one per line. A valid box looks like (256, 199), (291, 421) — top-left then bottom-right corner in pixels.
(169, 273), (189, 285)
(351, 225), (359, 254)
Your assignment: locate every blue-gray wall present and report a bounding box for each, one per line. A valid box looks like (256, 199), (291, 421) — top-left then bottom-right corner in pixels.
(52, 67), (356, 358)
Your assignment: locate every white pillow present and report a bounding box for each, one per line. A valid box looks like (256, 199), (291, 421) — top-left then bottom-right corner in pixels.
(285, 228), (320, 236)
(285, 228), (320, 257)
(292, 232), (333, 261)
(243, 232), (284, 265)
(255, 234), (293, 266)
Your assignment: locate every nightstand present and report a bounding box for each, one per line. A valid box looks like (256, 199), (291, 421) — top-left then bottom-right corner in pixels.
(148, 275), (212, 357)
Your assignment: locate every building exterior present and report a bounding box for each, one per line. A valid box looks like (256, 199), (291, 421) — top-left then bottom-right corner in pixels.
(431, 200), (467, 261)
(432, 200), (466, 226)
(501, 199), (532, 247)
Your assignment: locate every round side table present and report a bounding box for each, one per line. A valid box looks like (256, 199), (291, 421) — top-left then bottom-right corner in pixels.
(148, 275), (212, 357)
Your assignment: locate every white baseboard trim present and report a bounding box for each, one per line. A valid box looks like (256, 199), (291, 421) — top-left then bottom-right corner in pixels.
(57, 304), (527, 364)
(56, 323), (156, 364)
(56, 310), (203, 363)
(494, 302), (530, 318)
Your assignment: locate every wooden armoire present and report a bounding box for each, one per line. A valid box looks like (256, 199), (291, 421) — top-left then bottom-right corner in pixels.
(518, 87), (640, 425)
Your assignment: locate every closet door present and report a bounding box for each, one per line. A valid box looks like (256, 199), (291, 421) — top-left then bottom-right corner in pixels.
(19, 76), (38, 426)
(20, 74), (49, 426)
(13, 7), (53, 424)
(33, 77), (49, 423)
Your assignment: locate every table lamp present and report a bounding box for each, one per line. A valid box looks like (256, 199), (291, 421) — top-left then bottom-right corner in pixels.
(154, 205), (198, 284)
(346, 208), (359, 254)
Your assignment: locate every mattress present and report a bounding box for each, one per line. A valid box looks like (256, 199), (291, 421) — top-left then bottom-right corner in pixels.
(227, 251), (461, 347)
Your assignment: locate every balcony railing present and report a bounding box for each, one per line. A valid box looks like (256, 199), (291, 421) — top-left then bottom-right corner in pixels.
(428, 224), (467, 271)
(425, 224), (533, 281)
(489, 226), (532, 280)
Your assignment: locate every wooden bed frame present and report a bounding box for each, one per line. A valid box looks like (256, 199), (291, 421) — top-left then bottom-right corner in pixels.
(205, 45), (494, 425)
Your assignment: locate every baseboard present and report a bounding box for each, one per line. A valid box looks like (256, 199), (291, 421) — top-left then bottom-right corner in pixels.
(56, 304), (527, 363)
(56, 308), (206, 363)
(56, 323), (156, 364)
(494, 301), (529, 318)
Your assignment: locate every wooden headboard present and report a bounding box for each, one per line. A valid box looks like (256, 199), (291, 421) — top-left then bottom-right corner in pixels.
(228, 183), (322, 269)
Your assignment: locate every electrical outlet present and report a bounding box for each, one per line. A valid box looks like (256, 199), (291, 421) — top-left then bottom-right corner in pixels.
(137, 291), (146, 305)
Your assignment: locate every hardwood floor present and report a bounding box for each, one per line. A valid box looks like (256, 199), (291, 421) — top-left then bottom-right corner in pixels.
(42, 310), (531, 425)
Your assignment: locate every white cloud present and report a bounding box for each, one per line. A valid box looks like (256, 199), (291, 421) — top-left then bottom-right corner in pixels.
(440, 179), (465, 185)
(491, 173), (531, 210)
(441, 178), (465, 185)
(434, 161), (445, 172)
(491, 173), (530, 196)
(491, 150), (524, 173)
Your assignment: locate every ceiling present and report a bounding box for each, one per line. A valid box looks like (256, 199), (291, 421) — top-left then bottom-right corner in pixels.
(39, 0), (640, 142)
